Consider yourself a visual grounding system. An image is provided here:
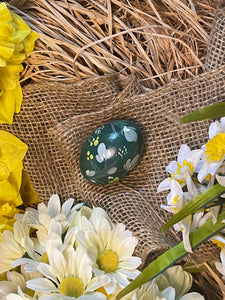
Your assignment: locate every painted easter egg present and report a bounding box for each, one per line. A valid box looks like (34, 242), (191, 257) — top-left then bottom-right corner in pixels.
(79, 120), (143, 184)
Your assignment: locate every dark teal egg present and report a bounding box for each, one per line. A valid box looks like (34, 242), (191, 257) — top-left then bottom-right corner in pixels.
(79, 120), (143, 184)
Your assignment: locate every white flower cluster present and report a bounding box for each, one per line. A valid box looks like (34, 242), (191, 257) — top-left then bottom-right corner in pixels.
(0, 195), (141, 300)
(157, 117), (225, 278)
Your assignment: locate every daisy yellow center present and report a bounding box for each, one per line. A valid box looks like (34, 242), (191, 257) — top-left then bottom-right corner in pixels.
(59, 277), (84, 297)
(25, 289), (35, 297)
(205, 133), (225, 162)
(97, 249), (119, 273)
(40, 251), (49, 263)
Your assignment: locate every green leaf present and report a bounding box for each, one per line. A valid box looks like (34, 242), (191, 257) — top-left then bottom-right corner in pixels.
(180, 102), (225, 124)
(116, 210), (225, 299)
(162, 183), (225, 232)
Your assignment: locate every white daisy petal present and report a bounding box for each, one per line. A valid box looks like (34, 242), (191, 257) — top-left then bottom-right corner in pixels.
(26, 278), (58, 292)
(61, 198), (74, 216)
(48, 194), (61, 217)
(38, 263), (57, 284)
(119, 257), (142, 270)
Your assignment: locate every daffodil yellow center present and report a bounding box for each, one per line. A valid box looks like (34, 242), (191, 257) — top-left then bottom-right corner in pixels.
(97, 249), (119, 273)
(40, 251), (49, 263)
(212, 239), (225, 249)
(170, 161), (194, 183)
(205, 133), (225, 162)
(59, 277), (84, 297)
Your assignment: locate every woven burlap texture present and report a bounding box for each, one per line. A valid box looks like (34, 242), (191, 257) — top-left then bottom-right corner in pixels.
(3, 2), (225, 267)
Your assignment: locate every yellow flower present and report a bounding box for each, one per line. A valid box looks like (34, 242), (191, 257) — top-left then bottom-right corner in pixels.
(0, 130), (28, 240)
(0, 2), (38, 124)
(0, 130), (28, 205)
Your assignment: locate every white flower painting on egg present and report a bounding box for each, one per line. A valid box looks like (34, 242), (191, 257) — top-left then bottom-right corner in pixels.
(96, 143), (115, 163)
(124, 154), (140, 171)
(86, 170), (96, 177)
(122, 126), (138, 142)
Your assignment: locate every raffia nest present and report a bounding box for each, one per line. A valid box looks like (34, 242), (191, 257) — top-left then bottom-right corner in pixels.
(9, 0), (219, 88)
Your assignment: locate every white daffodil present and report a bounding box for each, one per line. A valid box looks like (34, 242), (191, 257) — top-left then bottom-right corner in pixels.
(12, 219), (78, 272)
(128, 266), (204, 300)
(0, 218), (30, 273)
(161, 180), (193, 252)
(157, 144), (202, 192)
(0, 265), (40, 300)
(197, 117), (225, 183)
(215, 246), (225, 280)
(26, 245), (109, 300)
(210, 232), (225, 252)
(76, 208), (141, 295)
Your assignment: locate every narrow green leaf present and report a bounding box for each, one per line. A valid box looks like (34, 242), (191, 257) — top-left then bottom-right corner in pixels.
(116, 210), (225, 299)
(162, 183), (225, 232)
(180, 102), (225, 124)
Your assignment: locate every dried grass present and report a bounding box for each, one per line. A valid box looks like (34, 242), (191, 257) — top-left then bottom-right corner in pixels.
(9, 0), (220, 88)
(193, 263), (225, 300)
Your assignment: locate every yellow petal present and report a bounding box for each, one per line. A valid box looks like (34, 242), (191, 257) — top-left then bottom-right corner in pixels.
(0, 88), (17, 124)
(0, 130), (28, 172)
(0, 202), (15, 217)
(0, 39), (15, 65)
(20, 171), (40, 205)
(14, 82), (23, 113)
(10, 11), (31, 44)
(0, 64), (23, 90)
(0, 3), (12, 25)
(23, 31), (39, 54)
(0, 180), (19, 202)
(0, 83), (22, 124)
(0, 162), (10, 181)
(8, 164), (23, 195)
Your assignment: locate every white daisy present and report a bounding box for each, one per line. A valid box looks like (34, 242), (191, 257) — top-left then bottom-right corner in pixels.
(12, 219), (78, 273)
(76, 208), (141, 294)
(197, 117), (225, 182)
(0, 266), (39, 300)
(17, 195), (83, 244)
(158, 144), (202, 192)
(26, 245), (109, 300)
(0, 218), (30, 273)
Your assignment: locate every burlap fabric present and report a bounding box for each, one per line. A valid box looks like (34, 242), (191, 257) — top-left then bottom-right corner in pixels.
(2, 3), (225, 267)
